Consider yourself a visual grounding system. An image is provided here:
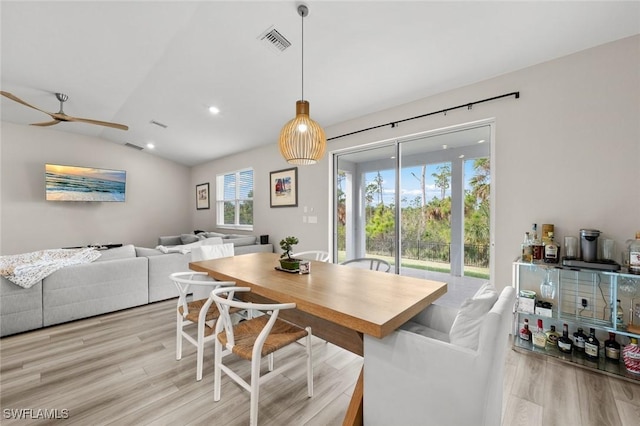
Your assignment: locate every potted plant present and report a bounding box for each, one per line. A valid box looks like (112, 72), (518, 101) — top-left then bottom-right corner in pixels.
(279, 236), (300, 270)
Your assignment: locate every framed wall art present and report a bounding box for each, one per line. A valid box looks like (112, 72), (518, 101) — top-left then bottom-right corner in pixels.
(269, 167), (298, 208)
(196, 182), (210, 210)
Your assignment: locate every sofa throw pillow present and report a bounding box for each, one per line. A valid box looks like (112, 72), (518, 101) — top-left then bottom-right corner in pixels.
(449, 282), (498, 350)
(180, 233), (206, 245)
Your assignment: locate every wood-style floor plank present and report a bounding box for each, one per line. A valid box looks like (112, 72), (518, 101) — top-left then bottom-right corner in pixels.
(2, 299), (640, 425)
(542, 358), (581, 426)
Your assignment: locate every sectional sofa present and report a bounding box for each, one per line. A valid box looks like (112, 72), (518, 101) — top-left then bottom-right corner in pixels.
(0, 234), (273, 337)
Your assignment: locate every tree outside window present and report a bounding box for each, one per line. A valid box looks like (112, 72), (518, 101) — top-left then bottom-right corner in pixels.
(216, 168), (253, 229)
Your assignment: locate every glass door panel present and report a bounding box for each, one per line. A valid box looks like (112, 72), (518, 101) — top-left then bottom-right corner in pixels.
(463, 157), (490, 279)
(332, 124), (491, 289)
(335, 144), (397, 266)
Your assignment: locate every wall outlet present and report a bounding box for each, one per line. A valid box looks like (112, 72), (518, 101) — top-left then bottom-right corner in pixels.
(579, 298), (591, 311)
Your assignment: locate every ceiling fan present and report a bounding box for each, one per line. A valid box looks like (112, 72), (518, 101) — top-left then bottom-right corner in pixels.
(1, 91), (128, 131)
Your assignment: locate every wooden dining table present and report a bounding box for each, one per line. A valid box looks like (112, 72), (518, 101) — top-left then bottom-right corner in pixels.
(190, 252), (447, 426)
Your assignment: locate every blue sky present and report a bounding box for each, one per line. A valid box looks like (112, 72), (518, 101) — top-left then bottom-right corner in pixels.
(361, 160), (484, 207)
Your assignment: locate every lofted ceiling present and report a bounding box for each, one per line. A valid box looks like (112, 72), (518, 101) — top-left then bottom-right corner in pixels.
(1, 1), (639, 167)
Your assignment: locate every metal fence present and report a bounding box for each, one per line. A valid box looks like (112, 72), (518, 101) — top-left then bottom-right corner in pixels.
(366, 238), (490, 267)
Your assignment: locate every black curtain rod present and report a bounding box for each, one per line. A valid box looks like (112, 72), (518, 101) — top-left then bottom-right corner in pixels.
(327, 91), (520, 141)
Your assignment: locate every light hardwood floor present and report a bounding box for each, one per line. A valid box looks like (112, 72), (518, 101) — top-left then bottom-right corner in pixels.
(1, 299), (639, 425)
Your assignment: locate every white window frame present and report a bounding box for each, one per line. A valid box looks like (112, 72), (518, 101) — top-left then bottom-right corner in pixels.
(216, 167), (254, 231)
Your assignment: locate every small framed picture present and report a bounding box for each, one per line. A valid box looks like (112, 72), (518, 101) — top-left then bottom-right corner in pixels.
(270, 167), (298, 208)
(196, 183), (210, 210)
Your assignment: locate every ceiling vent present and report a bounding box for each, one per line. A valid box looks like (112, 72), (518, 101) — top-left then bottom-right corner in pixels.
(258, 26), (291, 53)
(124, 142), (144, 151)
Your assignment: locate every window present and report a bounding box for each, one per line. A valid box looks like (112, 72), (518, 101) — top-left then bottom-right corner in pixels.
(216, 168), (253, 230)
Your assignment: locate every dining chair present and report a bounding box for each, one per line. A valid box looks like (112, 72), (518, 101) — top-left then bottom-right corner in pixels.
(340, 257), (391, 272)
(291, 250), (330, 262)
(363, 285), (515, 425)
(208, 286), (313, 426)
(170, 243), (236, 381)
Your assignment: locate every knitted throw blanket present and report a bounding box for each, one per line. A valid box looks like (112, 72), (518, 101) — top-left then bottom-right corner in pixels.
(0, 248), (101, 289)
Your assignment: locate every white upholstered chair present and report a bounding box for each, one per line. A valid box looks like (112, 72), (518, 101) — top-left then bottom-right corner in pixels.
(171, 243), (236, 381)
(208, 286), (313, 426)
(291, 250), (330, 262)
(363, 285), (516, 426)
(340, 257), (391, 272)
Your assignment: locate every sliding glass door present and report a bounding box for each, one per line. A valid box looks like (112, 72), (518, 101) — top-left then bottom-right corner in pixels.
(333, 124), (491, 284)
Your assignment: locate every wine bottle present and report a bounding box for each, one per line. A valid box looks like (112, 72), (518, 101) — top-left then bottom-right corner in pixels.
(543, 232), (560, 264)
(519, 318), (532, 341)
(604, 332), (621, 362)
(533, 319), (547, 349)
(584, 327), (600, 360)
(557, 323), (573, 354)
(628, 232), (640, 274)
(616, 299), (624, 326)
(531, 224), (544, 262)
(522, 232), (533, 263)
(573, 327), (587, 353)
(545, 325), (560, 346)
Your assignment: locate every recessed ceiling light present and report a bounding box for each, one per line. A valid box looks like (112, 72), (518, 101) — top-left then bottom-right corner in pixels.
(146, 143), (155, 149)
(459, 154), (465, 159)
(478, 139), (485, 144)
(442, 144), (448, 149)
(208, 106), (220, 115)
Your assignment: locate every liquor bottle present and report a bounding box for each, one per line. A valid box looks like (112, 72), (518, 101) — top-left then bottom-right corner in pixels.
(584, 327), (600, 360)
(622, 337), (640, 374)
(557, 323), (573, 354)
(543, 232), (560, 264)
(616, 299), (624, 326)
(604, 332), (621, 362)
(531, 224), (544, 262)
(628, 232), (640, 274)
(533, 319), (547, 349)
(573, 327), (587, 353)
(519, 318), (532, 341)
(545, 325), (560, 347)
(522, 232), (533, 263)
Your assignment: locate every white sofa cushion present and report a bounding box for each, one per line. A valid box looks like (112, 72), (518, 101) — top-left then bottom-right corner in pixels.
(449, 282), (498, 350)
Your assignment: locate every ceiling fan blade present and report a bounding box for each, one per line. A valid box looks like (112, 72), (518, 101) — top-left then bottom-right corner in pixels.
(31, 120), (61, 127)
(63, 115), (129, 131)
(1, 91), (55, 117)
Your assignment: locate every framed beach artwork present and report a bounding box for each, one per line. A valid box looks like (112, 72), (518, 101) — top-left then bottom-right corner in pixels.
(270, 167), (298, 208)
(196, 182), (210, 210)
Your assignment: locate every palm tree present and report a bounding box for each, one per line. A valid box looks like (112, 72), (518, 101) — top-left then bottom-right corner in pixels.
(432, 164), (451, 200)
(469, 158), (490, 205)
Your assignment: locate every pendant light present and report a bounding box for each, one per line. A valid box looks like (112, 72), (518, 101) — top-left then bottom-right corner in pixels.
(279, 4), (326, 165)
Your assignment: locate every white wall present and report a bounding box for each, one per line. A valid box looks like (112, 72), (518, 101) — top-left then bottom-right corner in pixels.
(192, 35), (640, 290)
(0, 122), (192, 254)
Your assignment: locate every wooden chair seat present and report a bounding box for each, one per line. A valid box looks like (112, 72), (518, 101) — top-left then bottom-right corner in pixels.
(217, 315), (308, 360)
(210, 286), (313, 426)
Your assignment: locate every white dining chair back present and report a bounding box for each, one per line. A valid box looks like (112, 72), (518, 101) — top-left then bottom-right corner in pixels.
(171, 242), (235, 381)
(208, 286), (313, 426)
(291, 250), (330, 262)
(340, 257), (391, 272)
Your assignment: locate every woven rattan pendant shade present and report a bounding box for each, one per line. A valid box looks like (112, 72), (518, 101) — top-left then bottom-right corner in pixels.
(278, 4), (326, 165)
(279, 100), (326, 165)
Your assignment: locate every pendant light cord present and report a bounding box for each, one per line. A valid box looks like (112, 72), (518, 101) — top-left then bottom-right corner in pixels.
(301, 10), (304, 102)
